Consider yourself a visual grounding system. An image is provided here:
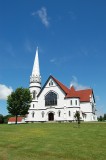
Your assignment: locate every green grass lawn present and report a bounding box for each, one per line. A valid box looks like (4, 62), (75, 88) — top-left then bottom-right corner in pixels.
(0, 122), (106, 160)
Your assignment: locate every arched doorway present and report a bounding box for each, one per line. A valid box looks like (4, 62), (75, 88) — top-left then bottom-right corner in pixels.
(48, 112), (54, 121)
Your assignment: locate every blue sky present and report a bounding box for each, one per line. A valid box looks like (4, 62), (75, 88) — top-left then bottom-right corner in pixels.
(0, 0), (106, 116)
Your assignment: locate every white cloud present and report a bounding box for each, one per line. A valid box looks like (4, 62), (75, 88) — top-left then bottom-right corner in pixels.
(95, 95), (100, 101)
(32, 7), (50, 27)
(70, 76), (89, 90)
(50, 58), (56, 63)
(50, 56), (72, 65)
(24, 39), (34, 53)
(0, 84), (13, 100)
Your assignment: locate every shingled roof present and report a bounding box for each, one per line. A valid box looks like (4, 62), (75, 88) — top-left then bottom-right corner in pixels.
(8, 117), (24, 122)
(66, 86), (93, 102)
(51, 76), (70, 94)
(38, 75), (93, 102)
(51, 76), (93, 102)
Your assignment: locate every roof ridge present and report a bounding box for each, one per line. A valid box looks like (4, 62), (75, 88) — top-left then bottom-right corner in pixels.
(76, 88), (92, 92)
(51, 75), (70, 94)
(66, 87), (93, 102)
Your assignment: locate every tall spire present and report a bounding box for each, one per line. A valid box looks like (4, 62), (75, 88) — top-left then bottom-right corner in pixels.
(30, 47), (41, 83)
(32, 47), (40, 77)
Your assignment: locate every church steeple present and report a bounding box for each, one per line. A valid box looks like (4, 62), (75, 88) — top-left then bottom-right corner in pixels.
(30, 47), (41, 96)
(30, 47), (41, 84)
(32, 47), (40, 77)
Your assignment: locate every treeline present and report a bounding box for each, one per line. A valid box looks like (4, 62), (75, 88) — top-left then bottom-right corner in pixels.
(98, 114), (106, 121)
(0, 114), (12, 124)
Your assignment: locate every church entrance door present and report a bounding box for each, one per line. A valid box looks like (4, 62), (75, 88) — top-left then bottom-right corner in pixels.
(48, 112), (54, 121)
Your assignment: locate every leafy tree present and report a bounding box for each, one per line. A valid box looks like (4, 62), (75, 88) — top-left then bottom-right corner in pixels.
(0, 114), (4, 124)
(74, 111), (81, 126)
(7, 87), (32, 124)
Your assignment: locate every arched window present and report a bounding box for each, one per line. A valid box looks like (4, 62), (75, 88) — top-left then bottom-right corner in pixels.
(49, 80), (53, 86)
(32, 90), (36, 99)
(45, 91), (57, 106)
(32, 112), (35, 118)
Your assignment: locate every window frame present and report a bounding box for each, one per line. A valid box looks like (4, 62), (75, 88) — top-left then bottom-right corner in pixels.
(32, 112), (35, 118)
(69, 111), (71, 117)
(32, 90), (36, 99)
(58, 110), (61, 117)
(70, 100), (72, 105)
(45, 91), (57, 106)
(75, 100), (77, 105)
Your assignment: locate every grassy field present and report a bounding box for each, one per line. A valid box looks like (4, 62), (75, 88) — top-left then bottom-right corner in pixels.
(0, 122), (106, 160)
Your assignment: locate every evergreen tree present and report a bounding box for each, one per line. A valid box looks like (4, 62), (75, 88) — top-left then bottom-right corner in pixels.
(74, 111), (81, 126)
(98, 115), (103, 121)
(7, 87), (32, 124)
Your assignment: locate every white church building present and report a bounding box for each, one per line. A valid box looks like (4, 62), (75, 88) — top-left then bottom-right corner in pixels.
(26, 48), (97, 122)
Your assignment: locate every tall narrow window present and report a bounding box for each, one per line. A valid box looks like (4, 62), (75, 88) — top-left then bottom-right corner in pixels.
(70, 100), (72, 105)
(58, 110), (61, 117)
(75, 100), (77, 105)
(45, 92), (57, 106)
(32, 112), (35, 118)
(33, 104), (35, 108)
(32, 90), (36, 99)
(69, 111), (71, 117)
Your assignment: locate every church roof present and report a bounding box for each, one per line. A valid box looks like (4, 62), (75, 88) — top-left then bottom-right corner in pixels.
(51, 76), (94, 102)
(38, 75), (94, 102)
(66, 86), (93, 102)
(51, 76), (69, 94)
(37, 75), (69, 97)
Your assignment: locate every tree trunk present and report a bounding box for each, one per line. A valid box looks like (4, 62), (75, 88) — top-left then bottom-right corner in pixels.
(15, 115), (18, 124)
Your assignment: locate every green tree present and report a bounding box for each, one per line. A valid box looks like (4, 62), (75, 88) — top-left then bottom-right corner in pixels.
(98, 115), (103, 121)
(7, 87), (32, 124)
(74, 111), (81, 126)
(0, 114), (4, 124)
(3, 114), (12, 124)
